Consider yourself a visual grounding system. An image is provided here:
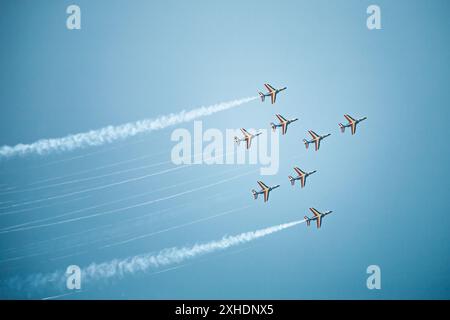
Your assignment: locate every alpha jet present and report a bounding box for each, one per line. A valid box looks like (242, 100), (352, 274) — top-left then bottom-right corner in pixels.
(258, 83), (287, 104)
(288, 167), (316, 188)
(234, 128), (262, 150)
(252, 181), (280, 203)
(339, 114), (367, 135)
(270, 114), (298, 135)
(303, 130), (331, 151)
(304, 207), (333, 229)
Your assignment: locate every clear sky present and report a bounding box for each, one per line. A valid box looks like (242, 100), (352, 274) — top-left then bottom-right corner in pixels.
(0, 0), (449, 299)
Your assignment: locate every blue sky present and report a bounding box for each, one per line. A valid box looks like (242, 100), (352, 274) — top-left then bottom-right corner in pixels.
(0, 0), (449, 299)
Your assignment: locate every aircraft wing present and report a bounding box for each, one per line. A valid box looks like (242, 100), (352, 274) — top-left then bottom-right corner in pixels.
(314, 139), (321, 151)
(263, 189), (269, 202)
(246, 136), (251, 149)
(270, 92), (276, 104)
(265, 84), (277, 104)
(344, 114), (356, 123)
(351, 123), (357, 135)
(281, 122), (288, 135)
(294, 167), (305, 177)
(309, 130), (320, 140)
(316, 215), (322, 228)
(257, 181), (269, 191)
(310, 207), (321, 218)
(264, 83), (276, 93)
(300, 175), (306, 188)
(240, 128), (250, 138)
(276, 114), (287, 123)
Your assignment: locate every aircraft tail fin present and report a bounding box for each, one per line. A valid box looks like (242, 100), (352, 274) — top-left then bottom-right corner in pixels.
(288, 175), (295, 186)
(270, 122), (277, 132)
(252, 189), (258, 200)
(339, 123), (345, 133)
(303, 139), (309, 149)
(234, 136), (240, 146)
(258, 92), (265, 102)
(304, 216), (310, 227)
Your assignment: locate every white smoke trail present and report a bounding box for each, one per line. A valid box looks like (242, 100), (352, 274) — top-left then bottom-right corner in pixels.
(2, 219), (304, 295)
(82, 224), (304, 281)
(0, 96), (257, 159)
(82, 219), (304, 284)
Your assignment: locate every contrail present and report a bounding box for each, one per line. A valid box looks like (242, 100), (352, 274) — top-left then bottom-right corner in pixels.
(0, 149), (225, 214)
(41, 291), (83, 300)
(0, 165), (189, 211)
(4, 200), (248, 264)
(0, 144), (217, 196)
(0, 169), (256, 233)
(31, 136), (151, 170)
(0, 159), (174, 196)
(0, 189), (236, 262)
(0, 137), (149, 177)
(80, 219), (304, 283)
(0, 96), (257, 159)
(0, 206), (180, 264)
(0, 150), (235, 212)
(27, 148), (171, 186)
(2, 219), (304, 295)
(0, 167), (240, 232)
(101, 204), (253, 249)
(0, 195), (92, 217)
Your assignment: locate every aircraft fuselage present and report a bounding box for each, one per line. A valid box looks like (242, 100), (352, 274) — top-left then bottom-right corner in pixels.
(357, 117), (367, 123)
(306, 170), (317, 177)
(269, 185), (280, 191)
(306, 210), (333, 222)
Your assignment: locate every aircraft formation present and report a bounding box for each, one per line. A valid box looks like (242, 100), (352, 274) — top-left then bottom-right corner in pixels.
(237, 83), (367, 229)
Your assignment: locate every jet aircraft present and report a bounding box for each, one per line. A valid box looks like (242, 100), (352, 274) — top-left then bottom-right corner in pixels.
(303, 130), (331, 151)
(339, 114), (367, 135)
(258, 83), (287, 104)
(288, 167), (316, 188)
(252, 181), (280, 203)
(234, 128), (261, 150)
(270, 114), (298, 135)
(304, 207), (333, 229)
